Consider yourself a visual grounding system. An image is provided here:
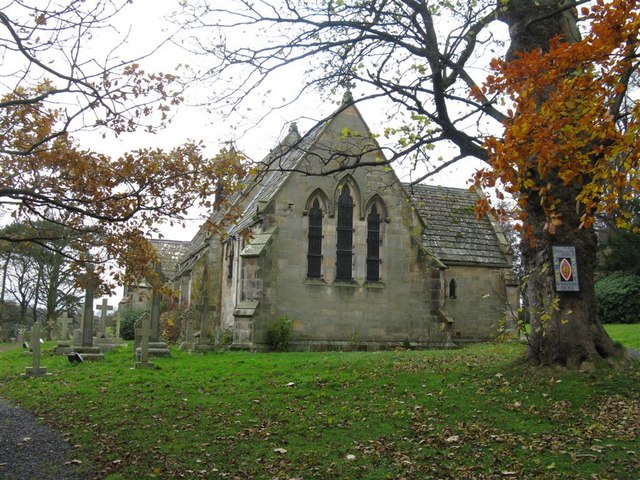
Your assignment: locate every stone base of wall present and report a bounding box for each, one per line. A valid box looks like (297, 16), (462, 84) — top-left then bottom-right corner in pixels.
(231, 339), (462, 353)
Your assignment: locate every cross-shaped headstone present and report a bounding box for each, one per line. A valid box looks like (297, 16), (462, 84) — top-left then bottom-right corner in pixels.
(95, 298), (113, 337)
(140, 312), (150, 363)
(57, 312), (73, 340)
(23, 323), (49, 377)
(146, 262), (167, 343)
(149, 287), (162, 343)
(80, 267), (99, 347)
(185, 315), (194, 343)
(134, 312), (155, 370)
(195, 301), (216, 344)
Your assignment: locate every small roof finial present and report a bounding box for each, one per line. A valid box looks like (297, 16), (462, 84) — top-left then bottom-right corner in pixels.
(289, 122), (299, 134)
(341, 89), (354, 106)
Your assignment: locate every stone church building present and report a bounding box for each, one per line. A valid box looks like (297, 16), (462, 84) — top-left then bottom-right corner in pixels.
(154, 96), (518, 350)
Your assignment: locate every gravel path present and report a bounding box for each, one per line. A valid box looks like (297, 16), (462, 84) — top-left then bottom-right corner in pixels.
(0, 399), (95, 479)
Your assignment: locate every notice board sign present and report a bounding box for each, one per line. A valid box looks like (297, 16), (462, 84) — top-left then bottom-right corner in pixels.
(552, 245), (579, 292)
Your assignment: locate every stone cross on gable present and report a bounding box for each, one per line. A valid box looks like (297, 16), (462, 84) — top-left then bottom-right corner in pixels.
(95, 298), (113, 338)
(57, 311), (73, 340)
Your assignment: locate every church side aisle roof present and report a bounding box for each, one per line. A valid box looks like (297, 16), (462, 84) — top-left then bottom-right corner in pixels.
(148, 239), (192, 280)
(404, 184), (511, 267)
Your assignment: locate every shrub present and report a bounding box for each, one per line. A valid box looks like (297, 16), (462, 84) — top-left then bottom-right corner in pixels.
(160, 310), (181, 344)
(595, 272), (640, 324)
(119, 310), (141, 340)
(219, 327), (233, 347)
(267, 316), (293, 351)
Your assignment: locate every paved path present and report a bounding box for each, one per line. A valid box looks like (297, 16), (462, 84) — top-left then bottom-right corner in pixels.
(0, 344), (94, 479)
(0, 399), (94, 479)
(0, 343), (19, 353)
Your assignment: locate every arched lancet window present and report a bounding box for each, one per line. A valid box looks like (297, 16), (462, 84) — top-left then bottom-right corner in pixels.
(307, 198), (323, 278)
(336, 185), (354, 280)
(227, 242), (234, 279)
(366, 204), (381, 281)
(449, 279), (457, 299)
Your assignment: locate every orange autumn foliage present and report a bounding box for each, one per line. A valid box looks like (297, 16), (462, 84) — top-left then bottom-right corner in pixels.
(475, 0), (640, 236)
(0, 85), (247, 291)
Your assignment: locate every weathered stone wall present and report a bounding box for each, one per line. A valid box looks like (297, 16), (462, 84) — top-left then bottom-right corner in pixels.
(185, 240), (224, 335)
(443, 265), (510, 342)
(246, 105), (446, 349)
(220, 238), (239, 330)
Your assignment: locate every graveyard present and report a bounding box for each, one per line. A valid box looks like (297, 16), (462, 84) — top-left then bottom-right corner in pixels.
(2, 1), (640, 479)
(0, 327), (638, 479)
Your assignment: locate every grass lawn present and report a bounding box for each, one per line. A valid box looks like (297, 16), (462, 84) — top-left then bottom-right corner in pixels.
(1, 337), (638, 479)
(605, 323), (640, 350)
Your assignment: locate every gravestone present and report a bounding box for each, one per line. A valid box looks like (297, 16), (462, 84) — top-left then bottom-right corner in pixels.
(72, 328), (82, 347)
(16, 330), (24, 348)
(58, 312), (73, 340)
(114, 310), (122, 341)
(93, 298), (118, 352)
(54, 312), (73, 354)
(134, 311), (170, 359)
(149, 284), (162, 343)
(179, 314), (195, 351)
(194, 299), (216, 353)
(81, 279), (95, 347)
(134, 309), (156, 370)
(95, 299), (113, 338)
(69, 268), (104, 361)
(22, 323), (51, 377)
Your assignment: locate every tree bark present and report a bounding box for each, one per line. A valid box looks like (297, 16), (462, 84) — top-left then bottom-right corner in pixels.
(522, 183), (622, 367)
(501, 0), (625, 367)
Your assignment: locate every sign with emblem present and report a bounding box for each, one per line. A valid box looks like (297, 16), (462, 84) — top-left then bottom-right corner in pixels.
(552, 245), (579, 292)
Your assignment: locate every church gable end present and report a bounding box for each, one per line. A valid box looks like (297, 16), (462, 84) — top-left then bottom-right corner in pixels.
(168, 98), (515, 352)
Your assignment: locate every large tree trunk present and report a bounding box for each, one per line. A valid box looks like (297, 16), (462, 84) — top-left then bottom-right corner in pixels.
(522, 183), (621, 367)
(501, 0), (625, 367)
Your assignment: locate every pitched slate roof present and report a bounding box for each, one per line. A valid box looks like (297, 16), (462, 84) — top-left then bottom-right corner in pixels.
(404, 184), (511, 267)
(228, 122), (325, 235)
(172, 122), (326, 278)
(148, 239), (191, 279)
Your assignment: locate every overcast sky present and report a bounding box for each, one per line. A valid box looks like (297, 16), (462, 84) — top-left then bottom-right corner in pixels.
(77, 1), (496, 309)
(88, 0), (488, 200)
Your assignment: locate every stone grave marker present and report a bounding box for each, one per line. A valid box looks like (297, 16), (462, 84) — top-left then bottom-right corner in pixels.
(114, 310), (122, 340)
(54, 311), (73, 355)
(179, 312), (195, 351)
(134, 311), (170, 359)
(81, 279), (96, 347)
(134, 310), (156, 370)
(58, 312), (73, 340)
(22, 323), (51, 377)
(93, 298), (118, 352)
(149, 284), (161, 343)
(70, 269), (104, 361)
(95, 298), (113, 338)
(194, 299), (216, 353)
(72, 328), (82, 347)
